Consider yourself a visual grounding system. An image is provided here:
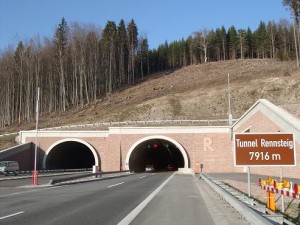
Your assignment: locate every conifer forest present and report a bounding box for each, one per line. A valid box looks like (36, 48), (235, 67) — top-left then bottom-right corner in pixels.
(0, 1), (299, 127)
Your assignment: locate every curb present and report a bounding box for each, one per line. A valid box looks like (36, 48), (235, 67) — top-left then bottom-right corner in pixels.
(49, 172), (133, 186)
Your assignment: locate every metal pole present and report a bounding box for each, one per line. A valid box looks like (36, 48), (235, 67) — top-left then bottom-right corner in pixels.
(280, 167), (284, 212)
(247, 166), (251, 197)
(34, 87), (40, 172)
(227, 73), (233, 126)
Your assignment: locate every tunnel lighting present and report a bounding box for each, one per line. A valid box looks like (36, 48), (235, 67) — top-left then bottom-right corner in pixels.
(147, 143), (159, 149)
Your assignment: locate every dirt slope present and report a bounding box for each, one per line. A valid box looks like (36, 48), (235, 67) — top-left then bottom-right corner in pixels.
(1, 59), (300, 136)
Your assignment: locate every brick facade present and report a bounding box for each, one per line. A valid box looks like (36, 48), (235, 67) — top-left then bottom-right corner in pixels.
(5, 99), (299, 178)
(20, 127), (234, 173)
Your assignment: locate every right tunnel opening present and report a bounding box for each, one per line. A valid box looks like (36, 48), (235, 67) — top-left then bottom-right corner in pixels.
(128, 138), (185, 172)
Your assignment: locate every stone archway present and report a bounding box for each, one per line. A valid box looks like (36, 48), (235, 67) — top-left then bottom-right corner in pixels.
(43, 138), (100, 169)
(125, 135), (189, 171)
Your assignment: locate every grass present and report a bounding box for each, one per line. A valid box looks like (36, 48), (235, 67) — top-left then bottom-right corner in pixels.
(169, 98), (182, 117)
(0, 135), (18, 151)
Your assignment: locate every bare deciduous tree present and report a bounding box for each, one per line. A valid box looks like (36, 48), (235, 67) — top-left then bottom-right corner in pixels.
(194, 28), (214, 63)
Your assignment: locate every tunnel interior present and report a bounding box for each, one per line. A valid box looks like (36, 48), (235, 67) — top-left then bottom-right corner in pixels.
(129, 139), (185, 172)
(46, 141), (95, 169)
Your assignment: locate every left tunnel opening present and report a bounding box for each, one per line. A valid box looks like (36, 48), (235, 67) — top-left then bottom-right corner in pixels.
(46, 141), (95, 169)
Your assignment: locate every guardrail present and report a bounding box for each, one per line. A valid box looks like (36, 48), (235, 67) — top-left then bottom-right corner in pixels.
(18, 168), (92, 175)
(200, 174), (275, 225)
(0, 169), (94, 181)
(49, 170), (131, 185)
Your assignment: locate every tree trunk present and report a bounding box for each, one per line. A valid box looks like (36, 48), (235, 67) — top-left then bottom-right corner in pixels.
(293, 19), (299, 67)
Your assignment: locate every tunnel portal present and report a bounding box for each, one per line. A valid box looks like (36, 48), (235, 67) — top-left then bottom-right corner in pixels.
(46, 141), (95, 169)
(128, 139), (185, 172)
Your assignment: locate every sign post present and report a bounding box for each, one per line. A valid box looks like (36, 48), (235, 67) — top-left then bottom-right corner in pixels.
(234, 133), (296, 211)
(247, 166), (251, 197)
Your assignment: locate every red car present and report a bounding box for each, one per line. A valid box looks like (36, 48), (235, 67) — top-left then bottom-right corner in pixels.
(167, 164), (176, 171)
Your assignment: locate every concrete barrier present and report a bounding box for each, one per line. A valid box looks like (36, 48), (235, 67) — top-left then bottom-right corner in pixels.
(177, 168), (194, 174)
(49, 170), (131, 185)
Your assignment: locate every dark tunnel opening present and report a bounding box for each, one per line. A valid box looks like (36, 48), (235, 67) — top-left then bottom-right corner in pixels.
(46, 141), (95, 169)
(129, 139), (185, 172)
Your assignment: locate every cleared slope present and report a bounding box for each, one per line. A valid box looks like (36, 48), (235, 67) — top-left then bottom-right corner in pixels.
(0, 58), (299, 135)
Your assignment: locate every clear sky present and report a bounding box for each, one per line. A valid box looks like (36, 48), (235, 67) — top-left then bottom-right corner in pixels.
(0, 0), (291, 51)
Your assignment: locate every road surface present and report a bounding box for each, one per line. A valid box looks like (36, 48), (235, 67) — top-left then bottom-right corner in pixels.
(0, 172), (248, 225)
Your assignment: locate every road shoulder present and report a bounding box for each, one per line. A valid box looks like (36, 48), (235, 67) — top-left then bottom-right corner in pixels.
(195, 174), (249, 225)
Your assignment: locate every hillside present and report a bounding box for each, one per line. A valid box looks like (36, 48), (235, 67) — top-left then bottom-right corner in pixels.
(1, 59), (299, 137)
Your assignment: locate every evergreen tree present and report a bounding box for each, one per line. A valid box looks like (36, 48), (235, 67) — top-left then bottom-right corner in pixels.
(244, 28), (253, 58)
(220, 26), (227, 61)
(117, 19), (128, 86)
(277, 19), (290, 60)
(157, 41), (169, 70)
(227, 26), (238, 59)
(238, 29), (246, 59)
(214, 28), (223, 61)
(101, 21), (117, 93)
(254, 21), (269, 58)
(127, 19), (138, 84)
(54, 17), (69, 111)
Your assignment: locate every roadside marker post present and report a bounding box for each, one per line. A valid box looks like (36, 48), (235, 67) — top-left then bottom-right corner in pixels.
(266, 191), (275, 212)
(32, 170), (38, 185)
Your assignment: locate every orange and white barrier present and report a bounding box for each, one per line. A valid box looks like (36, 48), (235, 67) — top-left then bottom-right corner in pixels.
(259, 177), (300, 200)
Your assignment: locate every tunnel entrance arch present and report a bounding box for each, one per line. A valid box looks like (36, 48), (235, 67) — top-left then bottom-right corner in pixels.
(125, 135), (189, 172)
(43, 138), (100, 169)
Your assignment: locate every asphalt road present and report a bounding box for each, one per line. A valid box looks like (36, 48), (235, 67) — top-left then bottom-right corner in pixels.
(0, 172), (248, 225)
(0, 172), (172, 225)
(130, 173), (215, 225)
(0, 173), (88, 189)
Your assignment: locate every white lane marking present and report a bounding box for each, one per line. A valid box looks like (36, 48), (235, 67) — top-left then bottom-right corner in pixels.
(117, 172), (175, 225)
(0, 211), (24, 220)
(0, 185), (68, 199)
(139, 176), (146, 179)
(108, 182), (124, 188)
